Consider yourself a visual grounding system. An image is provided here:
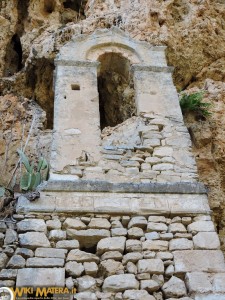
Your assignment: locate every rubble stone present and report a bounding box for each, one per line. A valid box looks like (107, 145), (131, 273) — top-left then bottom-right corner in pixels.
(137, 259), (164, 274)
(162, 276), (187, 298)
(16, 268), (65, 287)
(97, 237), (126, 255)
(19, 232), (50, 249)
(17, 219), (46, 233)
(102, 274), (139, 292)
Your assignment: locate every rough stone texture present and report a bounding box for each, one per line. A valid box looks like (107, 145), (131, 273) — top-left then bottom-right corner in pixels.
(63, 218), (87, 229)
(193, 232), (220, 250)
(128, 217), (147, 229)
(169, 238), (193, 251)
(143, 240), (169, 251)
(15, 248), (34, 258)
(173, 250), (225, 273)
(67, 249), (99, 263)
(88, 218), (111, 229)
(147, 223), (168, 233)
(77, 276), (96, 292)
(137, 259), (164, 274)
(6, 255), (25, 269)
(35, 248), (67, 258)
(0, 253), (8, 269)
(187, 221), (215, 233)
(126, 240), (142, 253)
(123, 290), (155, 300)
(100, 259), (124, 277)
(17, 219), (46, 233)
(102, 274), (139, 292)
(19, 232), (50, 249)
(185, 272), (213, 294)
(83, 262), (98, 277)
(56, 240), (79, 249)
(16, 268), (65, 287)
(65, 261), (84, 277)
(67, 229), (110, 248)
(162, 276), (187, 298)
(97, 237), (126, 255)
(26, 257), (64, 267)
(48, 230), (66, 241)
(4, 229), (17, 245)
(141, 280), (161, 292)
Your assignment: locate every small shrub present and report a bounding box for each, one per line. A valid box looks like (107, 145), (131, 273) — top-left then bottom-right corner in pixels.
(179, 91), (212, 118)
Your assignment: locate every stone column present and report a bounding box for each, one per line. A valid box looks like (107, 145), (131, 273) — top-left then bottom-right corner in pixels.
(132, 65), (183, 121)
(50, 60), (101, 179)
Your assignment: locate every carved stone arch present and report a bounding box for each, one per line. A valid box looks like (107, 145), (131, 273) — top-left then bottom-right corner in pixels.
(86, 43), (141, 64)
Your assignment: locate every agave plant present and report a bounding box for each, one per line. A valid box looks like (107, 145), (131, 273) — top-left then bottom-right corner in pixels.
(17, 150), (49, 191)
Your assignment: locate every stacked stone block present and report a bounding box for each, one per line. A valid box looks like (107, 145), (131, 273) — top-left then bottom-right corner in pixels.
(65, 113), (198, 184)
(0, 213), (225, 299)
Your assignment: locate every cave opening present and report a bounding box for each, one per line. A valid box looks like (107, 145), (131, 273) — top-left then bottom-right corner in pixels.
(25, 58), (55, 129)
(63, 0), (87, 14)
(3, 34), (23, 77)
(44, 0), (56, 13)
(97, 52), (136, 130)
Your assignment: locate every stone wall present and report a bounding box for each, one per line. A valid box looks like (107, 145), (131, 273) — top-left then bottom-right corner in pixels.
(57, 113), (198, 184)
(1, 213), (225, 299)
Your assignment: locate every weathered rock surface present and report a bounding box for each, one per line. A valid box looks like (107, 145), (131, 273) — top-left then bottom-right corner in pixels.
(67, 229), (110, 248)
(137, 259), (164, 274)
(16, 268), (65, 287)
(67, 249), (99, 263)
(19, 232), (50, 249)
(17, 219), (46, 233)
(123, 290), (155, 300)
(162, 276), (187, 298)
(97, 237), (126, 255)
(102, 274), (139, 292)
(6, 255), (25, 269)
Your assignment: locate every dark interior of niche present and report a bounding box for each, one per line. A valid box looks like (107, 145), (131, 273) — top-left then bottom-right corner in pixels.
(80, 245), (97, 254)
(44, 0), (56, 14)
(98, 52), (136, 130)
(62, 0), (88, 15)
(17, 0), (29, 36)
(3, 34), (23, 77)
(25, 58), (55, 129)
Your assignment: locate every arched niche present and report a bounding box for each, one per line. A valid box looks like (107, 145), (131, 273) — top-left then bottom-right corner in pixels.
(97, 52), (136, 130)
(51, 28), (182, 178)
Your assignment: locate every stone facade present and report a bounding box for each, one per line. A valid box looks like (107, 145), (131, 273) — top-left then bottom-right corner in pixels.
(1, 214), (225, 299)
(50, 28), (192, 181)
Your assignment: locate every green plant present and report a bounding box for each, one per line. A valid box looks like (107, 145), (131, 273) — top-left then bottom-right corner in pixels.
(179, 91), (212, 118)
(17, 150), (49, 191)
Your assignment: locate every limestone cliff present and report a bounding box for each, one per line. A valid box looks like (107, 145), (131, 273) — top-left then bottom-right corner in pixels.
(0, 0), (225, 251)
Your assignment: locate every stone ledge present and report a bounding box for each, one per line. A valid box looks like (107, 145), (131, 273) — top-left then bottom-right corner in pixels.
(16, 192), (210, 215)
(39, 180), (207, 194)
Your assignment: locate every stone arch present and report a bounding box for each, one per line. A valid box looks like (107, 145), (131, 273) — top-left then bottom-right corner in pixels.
(86, 43), (141, 64)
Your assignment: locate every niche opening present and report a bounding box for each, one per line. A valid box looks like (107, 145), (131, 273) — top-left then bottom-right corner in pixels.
(3, 34), (23, 77)
(97, 52), (136, 130)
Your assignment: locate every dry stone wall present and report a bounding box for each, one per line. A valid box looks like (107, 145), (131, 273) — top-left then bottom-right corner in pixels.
(0, 213), (225, 299)
(85, 113), (198, 184)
